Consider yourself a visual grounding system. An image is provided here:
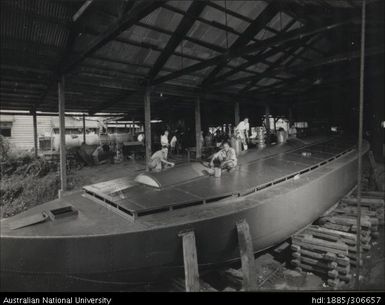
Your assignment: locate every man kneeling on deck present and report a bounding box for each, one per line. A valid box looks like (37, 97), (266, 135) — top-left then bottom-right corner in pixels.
(148, 146), (175, 171)
(208, 142), (237, 174)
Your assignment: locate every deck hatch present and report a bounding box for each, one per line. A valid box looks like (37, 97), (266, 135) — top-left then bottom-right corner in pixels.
(47, 206), (78, 220)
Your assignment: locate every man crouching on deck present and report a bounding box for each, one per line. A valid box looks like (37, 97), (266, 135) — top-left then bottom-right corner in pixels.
(208, 142), (237, 173)
(148, 146), (175, 171)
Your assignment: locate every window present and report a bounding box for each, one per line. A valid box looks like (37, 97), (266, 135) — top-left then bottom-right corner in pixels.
(0, 122), (12, 137)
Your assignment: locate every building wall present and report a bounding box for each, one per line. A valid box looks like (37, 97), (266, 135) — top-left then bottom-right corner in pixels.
(0, 115), (53, 152)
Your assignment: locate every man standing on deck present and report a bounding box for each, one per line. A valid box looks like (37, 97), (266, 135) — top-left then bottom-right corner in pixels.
(235, 118), (250, 151)
(161, 130), (170, 147)
(148, 146), (175, 171)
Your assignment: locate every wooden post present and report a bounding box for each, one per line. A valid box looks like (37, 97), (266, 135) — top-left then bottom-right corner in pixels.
(236, 219), (257, 291)
(234, 101), (240, 126)
(82, 113), (86, 144)
(265, 104), (271, 144)
(195, 96), (202, 159)
(288, 107), (293, 125)
(58, 76), (67, 198)
(355, 0), (366, 290)
(32, 109), (38, 158)
(179, 230), (200, 292)
(144, 88), (152, 170)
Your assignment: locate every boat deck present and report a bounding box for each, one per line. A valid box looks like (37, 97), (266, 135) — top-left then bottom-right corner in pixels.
(83, 137), (356, 219)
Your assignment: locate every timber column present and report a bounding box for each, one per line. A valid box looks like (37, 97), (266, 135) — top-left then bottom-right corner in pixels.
(144, 88), (152, 170)
(32, 108), (38, 158)
(82, 113), (86, 144)
(234, 101), (240, 126)
(58, 76), (67, 197)
(195, 96), (202, 160)
(265, 103), (271, 145)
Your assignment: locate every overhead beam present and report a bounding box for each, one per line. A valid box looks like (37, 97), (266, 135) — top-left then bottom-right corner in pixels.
(63, 1), (162, 74)
(201, 3), (279, 86)
(205, 19), (300, 86)
(210, 45), (384, 89)
(147, 1), (206, 83)
(240, 35), (317, 92)
(72, 0), (95, 22)
(152, 20), (355, 86)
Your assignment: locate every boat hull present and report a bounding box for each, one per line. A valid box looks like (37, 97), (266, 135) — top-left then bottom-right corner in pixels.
(0, 140), (367, 291)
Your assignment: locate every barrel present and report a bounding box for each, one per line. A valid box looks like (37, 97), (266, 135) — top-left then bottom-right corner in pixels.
(214, 167), (222, 178)
(277, 130), (287, 143)
(231, 137), (242, 156)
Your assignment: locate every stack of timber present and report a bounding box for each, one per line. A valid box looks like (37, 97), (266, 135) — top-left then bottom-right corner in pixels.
(291, 228), (351, 288)
(291, 191), (384, 289)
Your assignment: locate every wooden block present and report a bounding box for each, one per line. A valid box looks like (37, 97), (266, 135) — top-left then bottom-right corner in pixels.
(327, 278), (341, 288)
(342, 197), (384, 208)
(199, 280), (217, 292)
(336, 265), (350, 275)
(322, 222), (351, 232)
(326, 215), (371, 228)
(236, 219), (257, 291)
(296, 256), (337, 270)
(293, 235), (349, 252)
(292, 239), (348, 256)
(179, 230), (200, 292)
(338, 274), (352, 282)
(308, 225), (357, 241)
(360, 191), (385, 198)
(291, 244), (301, 252)
(291, 260), (334, 277)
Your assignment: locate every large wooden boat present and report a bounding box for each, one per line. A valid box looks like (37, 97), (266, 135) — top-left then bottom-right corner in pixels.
(0, 136), (368, 291)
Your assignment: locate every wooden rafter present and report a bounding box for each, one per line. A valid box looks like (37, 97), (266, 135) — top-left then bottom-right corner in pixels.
(151, 19), (355, 86)
(200, 3), (279, 86)
(147, 1), (206, 83)
(209, 45), (383, 90)
(62, 1), (162, 74)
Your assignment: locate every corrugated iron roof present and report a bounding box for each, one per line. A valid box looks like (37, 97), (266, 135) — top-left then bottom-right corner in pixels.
(0, 0), (379, 115)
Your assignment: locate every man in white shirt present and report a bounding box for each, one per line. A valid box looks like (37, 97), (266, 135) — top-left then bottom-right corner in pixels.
(160, 130), (169, 147)
(148, 146), (175, 171)
(235, 118), (250, 150)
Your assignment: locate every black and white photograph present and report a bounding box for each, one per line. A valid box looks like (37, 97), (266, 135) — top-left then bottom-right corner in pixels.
(0, 0), (384, 300)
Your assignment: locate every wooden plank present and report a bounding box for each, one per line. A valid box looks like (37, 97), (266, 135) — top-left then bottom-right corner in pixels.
(236, 219), (257, 291)
(179, 230), (200, 292)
